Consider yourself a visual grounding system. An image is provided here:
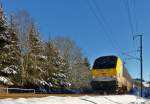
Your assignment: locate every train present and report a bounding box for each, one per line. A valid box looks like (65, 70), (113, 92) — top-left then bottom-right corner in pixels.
(91, 55), (133, 93)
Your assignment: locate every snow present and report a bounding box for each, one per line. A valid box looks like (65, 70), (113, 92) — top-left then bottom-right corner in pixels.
(0, 34), (8, 41)
(0, 76), (13, 85)
(36, 55), (47, 60)
(39, 80), (48, 85)
(37, 79), (52, 87)
(0, 95), (149, 104)
(143, 82), (150, 87)
(2, 65), (18, 74)
(3, 44), (11, 49)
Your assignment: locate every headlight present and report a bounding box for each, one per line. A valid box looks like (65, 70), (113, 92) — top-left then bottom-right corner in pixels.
(92, 76), (95, 79)
(112, 76), (116, 78)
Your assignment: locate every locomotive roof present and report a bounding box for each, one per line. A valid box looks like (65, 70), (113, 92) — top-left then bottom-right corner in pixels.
(95, 55), (118, 60)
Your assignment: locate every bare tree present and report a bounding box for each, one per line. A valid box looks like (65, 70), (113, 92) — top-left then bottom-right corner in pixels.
(52, 37), (91, 89)
(12, 10), (34, 86)
(53, 37), (82, 65)
(13, 10), (33, 54)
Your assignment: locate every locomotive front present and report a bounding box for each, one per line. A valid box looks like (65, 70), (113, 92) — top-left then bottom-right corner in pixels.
(91, 56), (118, 92)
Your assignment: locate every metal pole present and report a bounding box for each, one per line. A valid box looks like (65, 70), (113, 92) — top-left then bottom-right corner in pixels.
(140, 35), (143, 97)
(149, 75), (150, 87)
(133, 35), (143, 97)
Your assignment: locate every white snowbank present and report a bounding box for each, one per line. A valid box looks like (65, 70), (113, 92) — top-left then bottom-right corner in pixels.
(0, 95), (149, 104)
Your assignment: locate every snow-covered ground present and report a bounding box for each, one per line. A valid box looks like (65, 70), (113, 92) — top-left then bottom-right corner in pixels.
(0, 95), (149, 104)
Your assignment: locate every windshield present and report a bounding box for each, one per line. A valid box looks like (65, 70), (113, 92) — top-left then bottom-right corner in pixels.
(93, 56), (117, 69)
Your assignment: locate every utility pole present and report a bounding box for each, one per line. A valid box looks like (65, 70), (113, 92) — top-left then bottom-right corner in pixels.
(133, 35), (143, 97)
(149, 75), (150, 87)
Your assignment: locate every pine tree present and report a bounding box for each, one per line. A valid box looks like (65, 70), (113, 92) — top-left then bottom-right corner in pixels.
(0, 4), (8, 47)
(25, 23), (44, 86)
(45, 41), (70, 88)
(0, 4), (14, 85)
(7, 15), (22, 86)
(80, 58), (92, 88)
(83, 58), (90, 68)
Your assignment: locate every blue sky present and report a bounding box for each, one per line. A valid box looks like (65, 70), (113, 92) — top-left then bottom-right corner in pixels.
(3, 0), (150, 80)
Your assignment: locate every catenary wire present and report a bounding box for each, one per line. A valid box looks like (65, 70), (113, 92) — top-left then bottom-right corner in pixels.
(85, 0), (124, 58)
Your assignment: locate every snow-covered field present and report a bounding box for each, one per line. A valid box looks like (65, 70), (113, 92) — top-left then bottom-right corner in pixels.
(0, 95), (149, 104)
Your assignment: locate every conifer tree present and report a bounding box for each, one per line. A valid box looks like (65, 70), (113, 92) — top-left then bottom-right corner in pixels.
(0, 4), (9, 67)
(0, 4), (14, 85)
(45, 41), (70, 88)
(79, 58), (91, 88)
(25, 23), (44, 86)
(7, 15), (22, 86)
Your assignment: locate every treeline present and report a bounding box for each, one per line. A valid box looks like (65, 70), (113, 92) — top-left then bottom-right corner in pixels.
(0, 5), (91, 91)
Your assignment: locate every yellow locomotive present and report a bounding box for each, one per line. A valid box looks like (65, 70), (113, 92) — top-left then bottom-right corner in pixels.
(91, 55), (133, 93)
